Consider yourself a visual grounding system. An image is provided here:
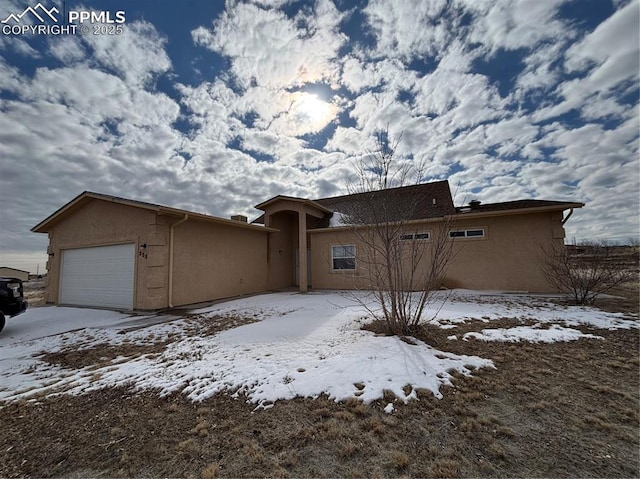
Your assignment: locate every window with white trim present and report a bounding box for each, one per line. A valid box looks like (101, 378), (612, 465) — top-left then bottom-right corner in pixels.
(449, 228), (485, 238)
(399, 232), (430, 241)
(331, 244), (356, 270)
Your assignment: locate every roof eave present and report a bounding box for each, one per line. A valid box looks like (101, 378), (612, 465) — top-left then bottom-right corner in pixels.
(156, 206), (278, 232)
(308, 202), (585, 233)
(453, 202), (585, 219)
(255, 195), (332, 214)
(32, 192), (278, 234)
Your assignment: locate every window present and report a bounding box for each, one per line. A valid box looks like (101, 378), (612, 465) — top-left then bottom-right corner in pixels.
(449, 228), (485, 238)
(332, 245), (356, 270)
(400, 232), (430, 241)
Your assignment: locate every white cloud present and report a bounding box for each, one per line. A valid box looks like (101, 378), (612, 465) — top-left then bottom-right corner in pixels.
(535, 2), (639, 123)
(363, 0), (451, 60)
(515, 40), (567, 94)
(82, 21), (172, 86)
(48, 36), (86, 64)
(194, 0), (345, 89)
(459, 0), (571, 52)
(565, 1), (639, 74)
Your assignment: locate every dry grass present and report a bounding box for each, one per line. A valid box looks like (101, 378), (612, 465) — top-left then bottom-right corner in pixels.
(201, 462), (219, 479)
(0, 289), (638, 478)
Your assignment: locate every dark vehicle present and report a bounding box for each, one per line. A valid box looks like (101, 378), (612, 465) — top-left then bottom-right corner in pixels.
(0, 277), (28, 333)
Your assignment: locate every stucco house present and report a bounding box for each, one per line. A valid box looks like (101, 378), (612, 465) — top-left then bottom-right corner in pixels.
(32, 181), (583, 310)
(0, 267), (30, 282)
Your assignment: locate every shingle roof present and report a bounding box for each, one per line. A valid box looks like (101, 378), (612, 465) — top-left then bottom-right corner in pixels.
(455, 199), (584, 214)
(253, 185), (584, 226)
(312, 180), (455, 227)
(252, 180), (455, 226)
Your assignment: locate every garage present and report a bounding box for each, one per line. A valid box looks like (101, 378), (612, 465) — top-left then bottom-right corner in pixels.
(60, 243), (135, 309)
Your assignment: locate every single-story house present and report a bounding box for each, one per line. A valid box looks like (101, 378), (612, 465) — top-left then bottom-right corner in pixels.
(0, 267), (30, 282)
(32, 181), (583, 310)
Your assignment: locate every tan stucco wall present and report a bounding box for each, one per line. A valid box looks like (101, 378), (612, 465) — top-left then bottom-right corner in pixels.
(171, 219), (269, 306)
(309, 229), (372, 290)
(310, 211), (565, 293)
(43, 199), (170, 309)
(443, 212), (563, 291)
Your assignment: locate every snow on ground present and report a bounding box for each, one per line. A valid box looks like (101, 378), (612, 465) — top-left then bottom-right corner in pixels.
(461, 324), (603, 343)
(0, 290), (635, 407)
(426, 290), (637, 330)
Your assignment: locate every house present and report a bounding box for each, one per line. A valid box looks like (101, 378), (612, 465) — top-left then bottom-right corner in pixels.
(0, 267), (30, 282)
(32, 182), (583, 310)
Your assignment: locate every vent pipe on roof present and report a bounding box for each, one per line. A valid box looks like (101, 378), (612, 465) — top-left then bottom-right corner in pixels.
(469, 199), (481, 209)
(231, 215), (248, 223)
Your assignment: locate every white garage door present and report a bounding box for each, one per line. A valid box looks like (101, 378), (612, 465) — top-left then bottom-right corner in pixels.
(60, 244), (135, 309)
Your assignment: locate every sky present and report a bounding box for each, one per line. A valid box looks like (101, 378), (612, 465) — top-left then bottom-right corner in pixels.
(0, 0), (638, 273)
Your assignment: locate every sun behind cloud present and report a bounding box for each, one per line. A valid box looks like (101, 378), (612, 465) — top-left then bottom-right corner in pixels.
(289, 92), (338, 135)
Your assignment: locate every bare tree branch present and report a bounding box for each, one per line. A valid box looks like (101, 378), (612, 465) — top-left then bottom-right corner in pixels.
(539, 240), (636, 305)
(341, 127), (456, 335)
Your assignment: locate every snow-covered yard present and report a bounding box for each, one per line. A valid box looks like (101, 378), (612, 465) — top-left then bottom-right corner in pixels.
(0, 290), (636, 408)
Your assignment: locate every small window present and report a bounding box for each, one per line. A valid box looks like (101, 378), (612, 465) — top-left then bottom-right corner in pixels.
(400, 232), (430, 241)
(332, 245), (356, 270)
(449, 229), (485, 238)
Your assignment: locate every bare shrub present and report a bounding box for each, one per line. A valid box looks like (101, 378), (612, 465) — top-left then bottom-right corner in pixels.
(341, 128), (456, 335)
(540, 240), (636, 305)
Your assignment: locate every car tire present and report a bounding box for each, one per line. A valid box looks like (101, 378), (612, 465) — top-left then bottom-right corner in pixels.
(0, 312), (5, 333)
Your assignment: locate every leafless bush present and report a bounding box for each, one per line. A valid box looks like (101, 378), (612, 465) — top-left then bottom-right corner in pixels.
(540, 240), (635, 305)
(341, 128), (455, 335)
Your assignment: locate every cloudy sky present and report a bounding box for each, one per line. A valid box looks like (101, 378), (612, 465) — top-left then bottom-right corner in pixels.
(0, 0), (638, 273)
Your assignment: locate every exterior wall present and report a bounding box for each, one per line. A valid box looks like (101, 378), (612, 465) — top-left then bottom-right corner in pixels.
(310, 211), (566, 293)
(0, 268), (30, 282)
(443, 212), (563, 291)
(43, 199), (170, 309)
(171, 219), (269, 306)
(309, 229), (373, 290)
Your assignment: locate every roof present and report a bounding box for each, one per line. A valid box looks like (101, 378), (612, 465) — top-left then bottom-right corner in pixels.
(253, 180), (455, 225)
(254, 195), (333, 215)
(32, 191), (277, 234)
(315, 180), (455, 221)
(0, 267), (30, 274)
(456, 199), (584, 215)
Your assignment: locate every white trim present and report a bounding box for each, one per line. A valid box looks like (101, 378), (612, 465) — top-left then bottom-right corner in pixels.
(449, 228), (486, 239)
